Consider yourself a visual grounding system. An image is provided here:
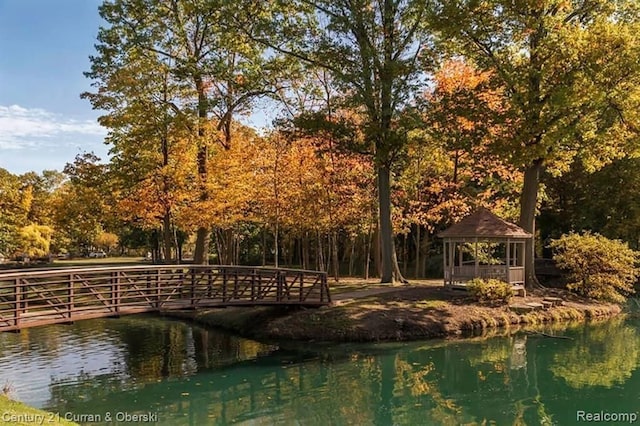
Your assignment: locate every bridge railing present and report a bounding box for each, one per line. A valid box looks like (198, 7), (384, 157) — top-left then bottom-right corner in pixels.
(0, 265), (330, 332)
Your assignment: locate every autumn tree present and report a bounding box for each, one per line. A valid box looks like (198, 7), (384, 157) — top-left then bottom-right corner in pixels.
(245, 0), (434, 282)
(17, 225), (54, 258)
(103, 59), (196, 262)
(391, 60), (521, 277)
(94, 231), (120, 254)
(431, 1), (640, 286)
(284, 71), (377, 279)
(86, 0), (292, 264)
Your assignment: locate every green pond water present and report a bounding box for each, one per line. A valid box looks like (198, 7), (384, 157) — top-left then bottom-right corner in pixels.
(1, 315), (639, 425)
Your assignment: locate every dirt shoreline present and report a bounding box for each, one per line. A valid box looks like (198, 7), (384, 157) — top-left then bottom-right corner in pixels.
(161, 285), (623, 342)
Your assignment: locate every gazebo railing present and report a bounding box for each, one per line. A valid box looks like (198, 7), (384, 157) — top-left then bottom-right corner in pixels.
(447, 265), (524, 284)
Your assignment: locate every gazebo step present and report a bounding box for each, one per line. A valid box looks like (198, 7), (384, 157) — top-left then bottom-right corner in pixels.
(512, 285), (526, 297)
(509, 304), (535, 314)
(543, 297), (564, 306)
(525, 302), (546, 311)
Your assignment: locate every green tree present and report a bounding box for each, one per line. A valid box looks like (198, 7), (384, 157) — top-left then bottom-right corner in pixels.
(51, 154), (112, 255)
(541, 158), (640, 250)
(551, 232), (638, 303)
(0, 168), (27, 255)
(550, 318), (640, 388)
(432, 0), (640, 286)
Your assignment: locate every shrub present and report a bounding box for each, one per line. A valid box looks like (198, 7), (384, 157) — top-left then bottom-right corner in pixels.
(467, 278), (514, 304)
(550, 232), (638, 303)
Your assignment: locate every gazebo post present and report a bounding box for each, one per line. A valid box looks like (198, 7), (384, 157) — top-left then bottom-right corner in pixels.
(449, 240), (455, 285)
(443, 240), (448, 286)
(506, 238), (511, 284)
(474, 238), (479, 278)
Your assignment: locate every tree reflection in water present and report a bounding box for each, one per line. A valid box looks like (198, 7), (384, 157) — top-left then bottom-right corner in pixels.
(550, 317), (640, 388)
(1, 316), (636, 425)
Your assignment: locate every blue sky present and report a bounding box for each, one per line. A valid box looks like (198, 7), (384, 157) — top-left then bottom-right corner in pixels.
(0, 0), (108, 174)
(0, 1), (277, 175)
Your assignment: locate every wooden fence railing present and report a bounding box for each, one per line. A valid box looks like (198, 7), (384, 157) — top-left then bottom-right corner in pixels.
(0, 265), (330, 332)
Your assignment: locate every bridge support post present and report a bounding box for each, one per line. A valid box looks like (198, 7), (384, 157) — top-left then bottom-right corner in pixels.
(156, 269), (161, 309)
(190, 268), (196, 308)
(67, 274), (74, 320)
(111, 271), (121, 315)
(321, 274), (330, 303)
(276, 271), (283, 302)
(233, 269), (238, 300)
(250, 270), (256, 301)
(299, 273), (304, 302)
(222, 269), (227, 303)
(14, 278), (21, 329)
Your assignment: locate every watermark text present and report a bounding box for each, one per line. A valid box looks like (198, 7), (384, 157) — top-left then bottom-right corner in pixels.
(577, 410), (638, 423)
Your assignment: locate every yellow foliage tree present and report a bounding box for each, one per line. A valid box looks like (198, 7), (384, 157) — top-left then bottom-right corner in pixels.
(93, 232), (120, 253)
(17, 224), (53, 258)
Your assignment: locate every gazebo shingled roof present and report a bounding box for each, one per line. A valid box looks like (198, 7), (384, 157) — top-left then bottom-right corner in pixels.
(438, 208), (532, 239)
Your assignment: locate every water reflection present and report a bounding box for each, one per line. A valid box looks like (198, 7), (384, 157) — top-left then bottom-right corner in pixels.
(550, 317), (640, 388)
(1, 316), (639, 425)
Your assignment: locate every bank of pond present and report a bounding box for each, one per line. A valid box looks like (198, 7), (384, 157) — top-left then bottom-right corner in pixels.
(1, 311), (639, 425)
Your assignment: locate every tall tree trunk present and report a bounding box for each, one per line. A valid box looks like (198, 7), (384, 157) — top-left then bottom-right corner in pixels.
(235, 233), (240, 264)
(331, 230), (340, 282)
(262, 227), (267, 266)
(402, 233), (408, 276)
(286, 236), (294, 267)
(365, 225), (373, 280)
(349, 238), (356, 277)
(519, 158), (544, 288)
(373, 223), (381, 278)
(225, 229), (234, 265)
(173, 226), (183, 263)
(392, 241), (409, 283)
(317, 230), (325, 272)
(193, 75), (210, 264)
(378, 166), (394, 283)
(162, 212), (173, 263)
(302, 232), (309, 270)
(421, 233), (429, 278)
(274, 220), (279, 268)
(414, 224), (421, 279)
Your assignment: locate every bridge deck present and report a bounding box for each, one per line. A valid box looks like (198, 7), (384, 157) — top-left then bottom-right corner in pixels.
(0, 265), (330, 332)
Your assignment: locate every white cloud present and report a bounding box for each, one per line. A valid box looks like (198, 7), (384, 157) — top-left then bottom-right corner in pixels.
(0, 104), (106, 150)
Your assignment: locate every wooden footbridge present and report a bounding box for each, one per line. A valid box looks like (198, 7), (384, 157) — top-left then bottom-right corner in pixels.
(0, 265), (330, 332)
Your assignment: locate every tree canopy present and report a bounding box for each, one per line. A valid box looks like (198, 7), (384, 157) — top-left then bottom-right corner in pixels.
(3, 0), (640, 290)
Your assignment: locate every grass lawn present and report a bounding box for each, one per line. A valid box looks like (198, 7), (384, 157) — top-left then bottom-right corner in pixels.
(327, 277), (442, 294)
(0, 257), (148, 271)
(180, 282), (622, 342)
(0, 395), (77, 426)
(52, 257), (147, 267)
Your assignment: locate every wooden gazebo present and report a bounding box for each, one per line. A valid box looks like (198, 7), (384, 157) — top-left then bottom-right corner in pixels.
(438, 208), (532, 289)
